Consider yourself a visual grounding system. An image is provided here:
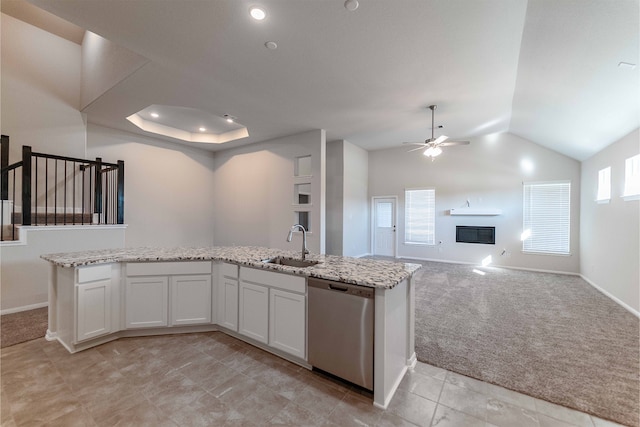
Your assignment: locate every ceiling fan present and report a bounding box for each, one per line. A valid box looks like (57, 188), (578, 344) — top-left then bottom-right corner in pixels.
(403, 105), (470, 159)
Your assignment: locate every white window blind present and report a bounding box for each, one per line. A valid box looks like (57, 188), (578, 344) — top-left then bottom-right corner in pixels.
(404, 188), (435, 245)
(522, 181), (571, 255)
(596, 166), (611, 201)
(623, 154), (640, 198)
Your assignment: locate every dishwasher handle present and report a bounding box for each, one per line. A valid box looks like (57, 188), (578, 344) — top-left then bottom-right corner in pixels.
(308, 277), (374, 298)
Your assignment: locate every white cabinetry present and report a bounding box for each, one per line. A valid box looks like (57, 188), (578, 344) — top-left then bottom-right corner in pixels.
(239, 281), (269, 343)
(171, 275), (212, 325)
(125, 262), (213, 329)
(126, 276), (169, 328)
(76, 264), (114, 342)
(217, 263), (239, 331)
(269, 289), (305, 359)
(239, 267), (306, 359)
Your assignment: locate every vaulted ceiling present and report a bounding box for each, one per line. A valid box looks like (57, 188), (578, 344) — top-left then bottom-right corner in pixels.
(17, 0), (640, 160)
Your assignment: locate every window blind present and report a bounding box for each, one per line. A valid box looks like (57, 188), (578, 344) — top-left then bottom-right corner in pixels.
(522, 181), (570, 255)
(404, 188), (435, 245)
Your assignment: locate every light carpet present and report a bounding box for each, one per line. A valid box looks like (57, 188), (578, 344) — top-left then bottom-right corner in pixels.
(0, 307), (48, 348)
(411, 261), (639, 427)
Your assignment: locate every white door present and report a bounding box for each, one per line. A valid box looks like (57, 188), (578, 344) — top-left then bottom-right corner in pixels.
(373, 197), (396, 256)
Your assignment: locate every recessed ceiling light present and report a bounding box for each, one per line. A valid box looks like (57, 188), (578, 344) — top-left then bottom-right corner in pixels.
(344, 0), (359, 11)
(150, 112), (159, 118)
(249, 6), (266, 20)
(265, 41), (278, 50)
(199, 127), (207, 132)
(224, 114), (235, 123)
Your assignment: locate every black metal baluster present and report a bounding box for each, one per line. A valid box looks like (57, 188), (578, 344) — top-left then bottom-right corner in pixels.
(64, 161), (67, 225)
(34, 157), (38, 226)
(54, 159), (58, 225)
(21, 146), (32, 226)
(72, 162), (76, 224)
(104, 168), (109, 224)
(45, 158), (48, 225)
(117, 160), (124, 225)
(12, 170), (16, 239)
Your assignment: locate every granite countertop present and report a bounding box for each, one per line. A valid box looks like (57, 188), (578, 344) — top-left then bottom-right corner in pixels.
(41, 246), (422, 289)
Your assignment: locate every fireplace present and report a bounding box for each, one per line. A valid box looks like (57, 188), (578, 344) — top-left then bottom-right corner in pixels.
(456, 226), (495, 245)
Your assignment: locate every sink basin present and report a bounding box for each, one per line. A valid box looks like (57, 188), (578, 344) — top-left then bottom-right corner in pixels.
(262, 257), (319, 268)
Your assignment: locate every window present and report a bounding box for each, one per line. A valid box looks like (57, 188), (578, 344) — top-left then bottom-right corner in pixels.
(522, 181), (571, 255)
(623, 154), (640, 200)
(404, 188), (435, 245)
(596, 166), (611, 202)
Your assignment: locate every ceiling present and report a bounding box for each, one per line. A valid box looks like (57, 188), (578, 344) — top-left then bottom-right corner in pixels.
(12, 0), (640, 160)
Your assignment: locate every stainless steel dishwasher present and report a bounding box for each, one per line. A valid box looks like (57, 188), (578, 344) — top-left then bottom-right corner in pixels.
(308, 277), (374, 390)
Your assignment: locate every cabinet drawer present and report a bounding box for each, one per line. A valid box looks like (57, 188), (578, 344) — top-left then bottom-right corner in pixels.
(220, 262), (238, 279)
(126, 261), (211, 276)
(77, 264), (111, 284)
(240, 267), (305, 294)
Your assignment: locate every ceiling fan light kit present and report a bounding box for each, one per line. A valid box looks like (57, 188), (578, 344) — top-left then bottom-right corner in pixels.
(403, 104), (470, 160)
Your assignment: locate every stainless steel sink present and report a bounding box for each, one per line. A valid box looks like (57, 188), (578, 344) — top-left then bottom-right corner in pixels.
(262, 256), (320, 268)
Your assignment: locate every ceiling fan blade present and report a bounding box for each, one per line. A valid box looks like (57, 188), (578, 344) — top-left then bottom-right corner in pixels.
(439, 140), (470, 147)
(433, 135), (448, 145)
(402, 142), (426, 146)
(407, 146), (427, 153)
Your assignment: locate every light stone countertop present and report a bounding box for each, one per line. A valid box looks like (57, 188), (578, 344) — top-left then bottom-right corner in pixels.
(41, 246), (422, 289)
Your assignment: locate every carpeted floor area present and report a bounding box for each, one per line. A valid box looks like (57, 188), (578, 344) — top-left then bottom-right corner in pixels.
(412, 261), (639, 427)
(0, 307), (48, 348)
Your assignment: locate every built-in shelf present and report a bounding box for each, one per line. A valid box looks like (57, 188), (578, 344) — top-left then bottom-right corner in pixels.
(449, 208), (502, 216)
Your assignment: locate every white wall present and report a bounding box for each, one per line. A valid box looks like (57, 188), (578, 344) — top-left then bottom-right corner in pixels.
(80, 31), (148, 110)
(580, 129), (639, 312)
(342, 141), (369, 257)
(86, 124), (216, 247)
(1, 13), (85, 162)
(326, 140), (344, 255)
(213, 129), (326, 254)
(369, 132), (581, 273)
(0, 226), (125, 312)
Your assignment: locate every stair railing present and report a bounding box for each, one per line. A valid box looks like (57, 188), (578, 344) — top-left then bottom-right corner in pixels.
(1, 136), (124, 241)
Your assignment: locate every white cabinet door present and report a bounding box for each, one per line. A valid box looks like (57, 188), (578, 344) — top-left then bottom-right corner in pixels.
(171, 275), (212, 326)
(76, 279), (111, 342)
(126, 276), (168, 328)
(239, 281), (269, 344)
(217, 276), (238, 331)
(269, 289), (306, 359)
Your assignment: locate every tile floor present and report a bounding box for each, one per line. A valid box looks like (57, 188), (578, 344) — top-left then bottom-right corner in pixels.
(0, 332), (629, 427)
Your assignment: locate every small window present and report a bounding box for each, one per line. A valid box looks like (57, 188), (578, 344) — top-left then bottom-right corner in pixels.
(294, 183), (311, 205)
(295, 156), (312, 177)
(404, 188), (435, 245)
(294, 211), (310, 232)
(596, 166), (611, 202)
(522, 181), (571, 255)
(623, 154), (640, 200)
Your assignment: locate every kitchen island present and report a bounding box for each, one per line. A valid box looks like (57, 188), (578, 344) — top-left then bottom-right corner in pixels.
(42, 246), (421, 409)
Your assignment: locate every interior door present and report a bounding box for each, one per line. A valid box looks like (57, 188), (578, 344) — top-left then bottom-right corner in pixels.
(373, 197), (396, 256)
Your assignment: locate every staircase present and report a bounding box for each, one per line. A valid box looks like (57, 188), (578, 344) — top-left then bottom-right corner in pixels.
(1, 135), (125, 242)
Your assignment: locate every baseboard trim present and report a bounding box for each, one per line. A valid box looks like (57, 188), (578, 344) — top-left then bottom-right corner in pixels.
(396, 256), (580, 276)
(580, 274), (640, 318)
(354, 253), (371, 258)
(0, 302), (48, 315)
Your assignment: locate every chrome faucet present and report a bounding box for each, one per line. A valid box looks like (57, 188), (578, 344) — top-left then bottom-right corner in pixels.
(287, 224), (309, 260)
